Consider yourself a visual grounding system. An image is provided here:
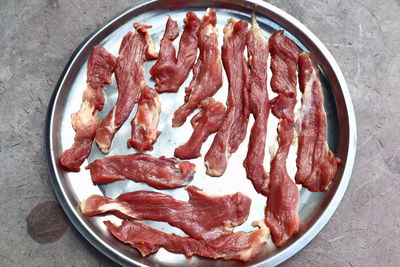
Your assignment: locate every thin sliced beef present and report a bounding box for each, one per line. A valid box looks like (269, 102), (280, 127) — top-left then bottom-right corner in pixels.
(60, 46), (116, 172)
(204, 19), (249, 177)
(243, 17), (270, 196)
(86, 47), (117, 111)
(86, 153), (195, 189)
(269, 30), (300, 122)
(265, 30), (301, 247)
(295, 52), (341, 191)
(81, 186), (251, 241)
(265, 120), (299, 247)
(95, 23), (157, 154)
(150, 12), (201, 93)
(127, 86), (161, 151)
(172, 8), (223, 127)
(104, 220), (269, 261)
(174, 98), (225, 159)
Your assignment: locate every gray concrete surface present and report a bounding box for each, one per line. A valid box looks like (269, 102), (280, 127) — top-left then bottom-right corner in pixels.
(0, 0), (399, 266)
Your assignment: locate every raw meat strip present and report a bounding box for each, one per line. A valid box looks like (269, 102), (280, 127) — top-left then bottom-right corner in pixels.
(86, 47), (117, 111)
(127, 86), (161, 151)
(86, 153), (195, 189)
(265, 120), (299, 247)
(174, 98), (225, 159)
(265, 30), (301, 247)
(295, 52), (341, 191)
(104, 220), (269, 261)
(95, 23), (157, 154)
(204, 19), (249, 177)
(172, 8), (223, 127)
(149, 12), (201, 93)
(269, 30), (300, 122)
(243, 17), (270, 196)
(81, 186), (251, 241)
(59, 46), (116, 172)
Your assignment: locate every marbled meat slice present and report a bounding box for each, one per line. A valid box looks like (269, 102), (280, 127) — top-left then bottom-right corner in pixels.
(86, 153), (195, 189)
(295, 52), (341, 191)
(149, 12), (201, 93)
(59, 46), (117, 172)
(127, 86), (161, 151)
(204, 19), (249, 177)
(243, 17), (270, 196)
(174, 98), (225, 159)
(265, 30), (301, 247)
(95, 23), (157, 154)
(104, 220), (269, 261)
(265, 120), (299, 247)
(81, 186), (251, 241)
(172, 8), (223, 127)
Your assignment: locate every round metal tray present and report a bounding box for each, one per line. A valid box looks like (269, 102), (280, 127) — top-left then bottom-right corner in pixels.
(45, 0), (357, 266)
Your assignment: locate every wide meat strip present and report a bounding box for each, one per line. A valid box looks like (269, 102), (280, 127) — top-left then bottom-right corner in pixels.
(95, 23), (157, 154)
(149, 12), (201, 93)
(243, 17), (270, 196)
(265, 30), (301, 247)
(174, 98), (225, 159)
(172, 8), (223, 127)
(204, 19), (249, 177)
(60, 46), (116, 172)
(81, 186), (251, 241)
(295, 52), (341, 191)
(104, 220), (269, 261)
(86, 153), (195, 189)
(127, 86), (161, 151)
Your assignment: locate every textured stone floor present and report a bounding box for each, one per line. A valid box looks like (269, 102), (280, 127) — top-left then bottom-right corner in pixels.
(0, 0), (399, 266)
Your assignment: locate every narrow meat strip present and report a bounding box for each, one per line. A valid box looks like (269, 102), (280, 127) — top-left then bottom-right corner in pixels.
(243, 17), (270, 196)
(295, 52), (341, 191)
(127, 86), (161, 151)
(265, 120), (299, 247)
(95, 23), (157, 154)
(172, 8), (223, 127)
(81, 186), (251, 241)
(269, 30), (299, 122)
(60, 46), (117, 172)
(174, 98), (225, 159)
(86, 153), (195, 189)
(265, 30), (301, 247)
(104, 220), (269, 261)
(204, 19), (249, 177)
(149, 12), (201, 93)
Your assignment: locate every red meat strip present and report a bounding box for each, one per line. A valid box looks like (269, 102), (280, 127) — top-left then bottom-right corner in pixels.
(95, 23), (157, 154)
(127, 86), (161, 151)
(104, 220), (269, 261)
(86, 47), (118, 111)
(59, 46), (117, 172)
(204, 19), (249, 177)
(149, 12), (201, 93)
(174, 98), (225, 159)
(269, 30), (300, 122)
(81, 186), (251, 241)
(265, 120), (299, 247)
(243, 18), (270, 196)
(172, 8), (223, 127)
(265, 30), (301, 247)
(295, 52), (341, 191)
(86, 153), (195, 189)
